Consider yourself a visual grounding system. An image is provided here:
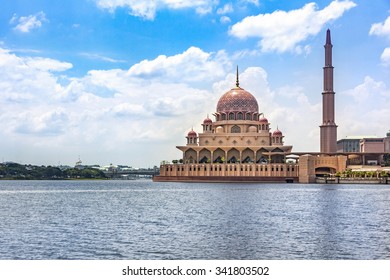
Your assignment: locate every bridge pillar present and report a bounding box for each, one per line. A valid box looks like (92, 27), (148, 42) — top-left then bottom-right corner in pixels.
(298, 155), (316, 183)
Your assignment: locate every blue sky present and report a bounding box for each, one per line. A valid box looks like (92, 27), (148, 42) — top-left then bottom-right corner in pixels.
(0, 0), (389, 167)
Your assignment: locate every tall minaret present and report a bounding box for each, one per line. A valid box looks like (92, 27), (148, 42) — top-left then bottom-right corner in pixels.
(320, 29), (337, 153)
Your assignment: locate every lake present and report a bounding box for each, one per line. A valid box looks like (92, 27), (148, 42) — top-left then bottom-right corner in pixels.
(0, 180), (389, 259)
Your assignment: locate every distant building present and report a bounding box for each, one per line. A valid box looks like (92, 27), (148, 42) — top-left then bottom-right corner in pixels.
(337, 135), (376, 152)
(360, 138), (385, 153)
(385, 131), (390, 153)
(337, 132), (390, 157)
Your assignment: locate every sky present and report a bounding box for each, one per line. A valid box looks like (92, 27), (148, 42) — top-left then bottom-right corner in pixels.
(0, 0), (390, 167)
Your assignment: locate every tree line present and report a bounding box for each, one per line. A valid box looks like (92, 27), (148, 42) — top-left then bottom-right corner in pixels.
(0, 163), (107, 180)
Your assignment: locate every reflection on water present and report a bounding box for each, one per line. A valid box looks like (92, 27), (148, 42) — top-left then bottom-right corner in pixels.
(0, 180), (389, 259)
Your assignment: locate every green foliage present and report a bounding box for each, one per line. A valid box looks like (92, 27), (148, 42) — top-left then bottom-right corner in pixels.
(338, 168), (389, 178)
(384, 154), (390, 166)
(0, 163), (107, 180)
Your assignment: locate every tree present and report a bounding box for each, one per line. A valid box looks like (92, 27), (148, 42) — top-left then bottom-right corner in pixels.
(384, 154), (390, 166)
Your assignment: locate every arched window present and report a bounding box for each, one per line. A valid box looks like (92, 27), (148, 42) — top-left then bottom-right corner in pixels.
(237, 112), (243, 120)
(222, 114), (226, 120)
(231, 125), (241, 133)
(229, 112), (235, 120)
(246, 113), (251, 120)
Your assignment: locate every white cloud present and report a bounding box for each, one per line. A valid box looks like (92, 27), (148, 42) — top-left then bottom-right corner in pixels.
(128, 47), (231, 84)
(0, 46), (224, 166)
(217, 3), (233, 15)
(1, 43), (388, 166)
(80, 52), (127, 63)
(380, 47), (390, 66)
(338, 76), (390, 137)
(370, 16), (390, 38)
(220, 16), (231, 24)
(240, 0), (259, 6)
(370, 17), (390, 67)
(10, 11), (48, 33)
(229, 0), (356, 53)
(95, 0), (215, 20)
(24, 57), (73, 72)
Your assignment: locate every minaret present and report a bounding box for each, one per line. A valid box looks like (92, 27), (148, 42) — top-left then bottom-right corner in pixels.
(320, 29), (337, 153)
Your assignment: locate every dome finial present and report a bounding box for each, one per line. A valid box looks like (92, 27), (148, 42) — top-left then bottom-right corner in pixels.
(236, 65), (239, 88)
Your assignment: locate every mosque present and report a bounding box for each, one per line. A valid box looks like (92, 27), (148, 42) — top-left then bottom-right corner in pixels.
(153, 30), (384, 183)
(178, 67), (292, 166)
(153, 69), (300, 182)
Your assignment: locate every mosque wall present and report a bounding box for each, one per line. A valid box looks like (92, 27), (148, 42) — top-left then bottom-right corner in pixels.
(158, 163), (299, 180)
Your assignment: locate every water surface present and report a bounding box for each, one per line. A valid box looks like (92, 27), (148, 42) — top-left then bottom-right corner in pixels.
(0, 180), (389, 259)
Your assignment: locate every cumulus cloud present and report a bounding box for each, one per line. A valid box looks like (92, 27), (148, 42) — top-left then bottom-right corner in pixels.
(217, 3), (233, 15)
(370, 17), (390, 67)
(370, 16), (390, 38)
(10, 11), (48, 33)
(95, 0), (215, 20)
(24, 57), (73, 72)
(229, 0), (356, 53)
(338, 76), (390, 137)
(0, 46), (222, 165)
(380, 47), (390, 66)
(1, 43), (388, 165)
(128, 47), (231, 84)
(220, 16), (231, 24)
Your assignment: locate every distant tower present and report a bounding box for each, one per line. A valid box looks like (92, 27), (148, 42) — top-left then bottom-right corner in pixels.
(320, 29), (337, 153)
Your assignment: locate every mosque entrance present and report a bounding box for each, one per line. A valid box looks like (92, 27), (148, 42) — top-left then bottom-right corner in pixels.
(315, 167), (336, 177)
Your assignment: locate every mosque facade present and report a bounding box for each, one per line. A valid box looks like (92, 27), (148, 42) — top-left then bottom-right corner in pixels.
(154, 68), (299, 182)
(178, 69), (292, 166)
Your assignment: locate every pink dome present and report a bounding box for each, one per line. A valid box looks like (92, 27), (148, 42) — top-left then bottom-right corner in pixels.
(187, 130), (197, 137)
(203, 117), (212, 124)
(259, 117), (268, 123)
(273, 129), (283, 136)
(216, 87), (258, 113)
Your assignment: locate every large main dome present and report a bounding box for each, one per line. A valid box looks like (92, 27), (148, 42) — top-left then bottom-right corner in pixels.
(216, 86), (259, 113)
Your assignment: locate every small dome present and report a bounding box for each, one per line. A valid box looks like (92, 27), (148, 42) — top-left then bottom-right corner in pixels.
(259, 117), (268, 123)
(187, 130), (197, 137)
(203, 116), (212, 124)
(216, 126), (223, 133)
(248, 126), (257, 132)
(273, 129), (283, 136)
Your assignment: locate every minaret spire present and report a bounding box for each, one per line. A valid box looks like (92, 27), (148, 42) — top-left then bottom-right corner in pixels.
(326, 28), (331, 45)
(236, 65), (240, 88)
(320, 29), (337, 153)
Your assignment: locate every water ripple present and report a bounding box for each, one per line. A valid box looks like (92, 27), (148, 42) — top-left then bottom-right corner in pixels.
(0, 180), (389, 259)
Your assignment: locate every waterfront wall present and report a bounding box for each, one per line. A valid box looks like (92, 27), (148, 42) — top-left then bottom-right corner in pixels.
(155, 163), (299, 182)
(316, 177), (389, 184)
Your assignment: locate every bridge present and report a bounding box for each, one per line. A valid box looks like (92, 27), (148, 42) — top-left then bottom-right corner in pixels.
(103, 169), (159, 179)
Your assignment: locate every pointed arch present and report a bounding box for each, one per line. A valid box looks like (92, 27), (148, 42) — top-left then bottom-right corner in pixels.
(227, 148), (240, 163)
(213, 148), (225, 163)
(231, 125), (241, 133)
(184, 148), (197, 163)
(199, 148), (211, 163)
(242, 148), (254, 163)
